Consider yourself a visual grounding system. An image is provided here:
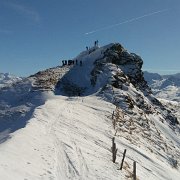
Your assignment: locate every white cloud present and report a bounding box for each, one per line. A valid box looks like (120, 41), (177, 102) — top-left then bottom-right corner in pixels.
(7, 2), (40, 23)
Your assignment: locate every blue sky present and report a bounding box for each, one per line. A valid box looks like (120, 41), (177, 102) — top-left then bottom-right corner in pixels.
(0, 0), (180, 77)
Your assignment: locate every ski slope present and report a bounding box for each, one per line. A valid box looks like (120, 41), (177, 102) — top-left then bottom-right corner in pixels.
(0, 95), (179, 180)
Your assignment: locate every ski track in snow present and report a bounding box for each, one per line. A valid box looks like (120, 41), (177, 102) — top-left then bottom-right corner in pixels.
(0, 94), (180, 179)
(46, 98), (89, 180)
(24, 95), (118, 180)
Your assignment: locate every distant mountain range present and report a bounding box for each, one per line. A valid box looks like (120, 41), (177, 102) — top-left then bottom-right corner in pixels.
(144, 71), (180, 102)
(0, 73), (22, 88)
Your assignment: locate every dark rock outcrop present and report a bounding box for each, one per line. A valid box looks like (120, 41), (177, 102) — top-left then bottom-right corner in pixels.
(104, 44), (151, 93)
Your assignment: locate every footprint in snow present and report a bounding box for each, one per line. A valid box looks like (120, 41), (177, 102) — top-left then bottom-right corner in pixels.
(47, 170), (52, 174)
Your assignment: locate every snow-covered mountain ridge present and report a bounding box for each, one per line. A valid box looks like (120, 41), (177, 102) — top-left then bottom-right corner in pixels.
(0, 73), (22, 88)
(144, 71), (180, 102)
(0, 43), (179, 179)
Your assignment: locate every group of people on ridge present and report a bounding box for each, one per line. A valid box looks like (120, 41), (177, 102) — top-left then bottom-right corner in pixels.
(61, 41), (99, 67)
(86, 40), (99, 51)
(62, 59), (82, 66)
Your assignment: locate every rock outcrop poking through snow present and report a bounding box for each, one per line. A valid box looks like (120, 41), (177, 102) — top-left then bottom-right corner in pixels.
(103, 44), (151, 93)
(88, 43), (178, 125)
(31, 66), (70, 91)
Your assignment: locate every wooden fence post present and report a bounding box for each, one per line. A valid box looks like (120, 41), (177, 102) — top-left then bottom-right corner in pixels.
(112, 137), (117, 163)
(112, 111), (116, 129)
(133, 161), (136, 180)
(112, 111), (114, 119)
(112, 137), (115, 148)
(113, 118), (116, 129)
(120, 149), (126, 170)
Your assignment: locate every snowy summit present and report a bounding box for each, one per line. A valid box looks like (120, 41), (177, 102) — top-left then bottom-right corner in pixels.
(0, 43), (179, 180)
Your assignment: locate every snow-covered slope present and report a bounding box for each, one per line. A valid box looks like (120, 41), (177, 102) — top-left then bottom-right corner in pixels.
(0, 95), (179, 180)
(0, 43), (179, 180)
(144, 71), (180, 102)
(0, 66), (70, 143)
(0, 73), (22, 88)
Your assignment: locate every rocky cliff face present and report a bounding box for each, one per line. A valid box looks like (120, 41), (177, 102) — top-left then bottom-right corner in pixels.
(90, 43), (178, 126)
(104, 44), (151, 93)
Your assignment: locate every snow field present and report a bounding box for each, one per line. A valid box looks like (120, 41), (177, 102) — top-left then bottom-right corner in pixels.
(0, 95), (179, 179)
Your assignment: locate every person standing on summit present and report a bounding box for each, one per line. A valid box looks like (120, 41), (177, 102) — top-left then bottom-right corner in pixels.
(96, 40), (99, 46)
(80, 60), (82, 66)
(94, 40), (99, 47)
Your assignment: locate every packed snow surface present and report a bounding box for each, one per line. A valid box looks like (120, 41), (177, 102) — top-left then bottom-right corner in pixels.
(0, 95), (179, 180)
